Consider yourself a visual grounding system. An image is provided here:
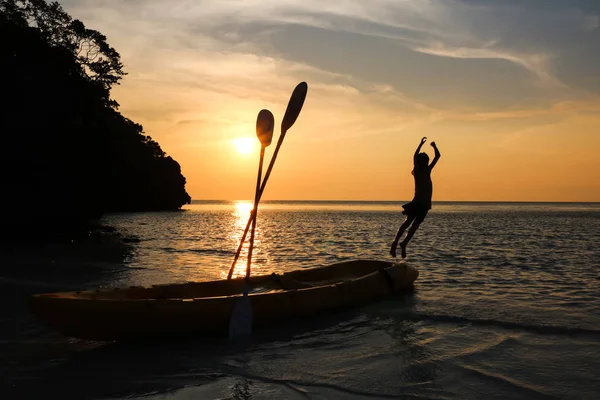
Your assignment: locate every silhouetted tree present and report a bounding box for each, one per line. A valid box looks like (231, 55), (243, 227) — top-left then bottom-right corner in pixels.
(0, 0), (191, 240)
(3, 0), (125, 94)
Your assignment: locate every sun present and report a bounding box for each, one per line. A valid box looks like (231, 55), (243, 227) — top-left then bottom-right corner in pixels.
(232, 137), (256, 155)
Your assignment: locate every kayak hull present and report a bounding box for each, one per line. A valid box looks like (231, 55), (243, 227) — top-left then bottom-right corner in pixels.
(29, 259), (418, 342)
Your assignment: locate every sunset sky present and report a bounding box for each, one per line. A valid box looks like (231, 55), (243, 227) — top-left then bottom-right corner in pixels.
(58, 0), (600, 202)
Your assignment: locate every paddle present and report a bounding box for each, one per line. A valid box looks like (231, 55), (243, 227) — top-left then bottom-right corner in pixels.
(246, 109), (274, 280)
(228, 109), (274, 339)
(227, 82), (308, 339)
(227, 81), (309, 280)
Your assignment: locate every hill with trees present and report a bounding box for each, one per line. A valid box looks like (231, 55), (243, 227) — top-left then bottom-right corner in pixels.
(0, 0), (191, 238)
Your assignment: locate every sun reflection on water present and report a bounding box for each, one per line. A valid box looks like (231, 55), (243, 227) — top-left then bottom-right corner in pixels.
(234, 201), (253, 215)
(222, 200), (262, 279)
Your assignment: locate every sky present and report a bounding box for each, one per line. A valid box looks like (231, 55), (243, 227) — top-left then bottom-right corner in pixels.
(58, 0), (600, 202)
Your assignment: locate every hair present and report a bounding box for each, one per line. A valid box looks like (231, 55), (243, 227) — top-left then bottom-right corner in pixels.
(415, 152), (429, 168)
(411, 152), (429, 175)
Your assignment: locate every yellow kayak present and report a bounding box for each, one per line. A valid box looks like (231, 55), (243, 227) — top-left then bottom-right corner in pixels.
(29, 259), (418, 342)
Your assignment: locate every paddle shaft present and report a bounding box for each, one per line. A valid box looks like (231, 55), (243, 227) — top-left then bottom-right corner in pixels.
(245, 146), (266, 280)
(227, 128), (289, 279)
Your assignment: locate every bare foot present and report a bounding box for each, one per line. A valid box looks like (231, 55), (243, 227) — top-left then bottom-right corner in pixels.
(390, 242), (398, 258)
(400, 242), (407, 258)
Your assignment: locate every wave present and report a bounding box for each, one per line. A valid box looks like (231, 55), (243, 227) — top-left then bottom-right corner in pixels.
(455, 363), (558, 399)
(397, 311), (600, 336)
(218, 363), (453, 400)
(0, 276), (116, 291)
(0, 276), (82, 289)
(161, 247), (233, 256)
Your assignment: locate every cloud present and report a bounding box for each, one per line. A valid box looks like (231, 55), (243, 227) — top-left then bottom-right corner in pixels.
(58, 0), (600, 130)
(450, 96), (600, 122)
(413, 43), (560, 88)
(162, 0), (597, 90)
(61, 0), (599, 83)
(583, 14), (599, 31)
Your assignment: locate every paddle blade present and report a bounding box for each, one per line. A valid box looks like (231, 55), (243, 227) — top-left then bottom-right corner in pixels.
(228, 285), (253, 338)
(256, 109), (274, 147)
(281, 82), (308, 133)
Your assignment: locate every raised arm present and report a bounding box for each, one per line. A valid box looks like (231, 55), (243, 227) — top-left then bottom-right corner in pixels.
(414, 137), (427, 164)
(429, 141), (441, 169)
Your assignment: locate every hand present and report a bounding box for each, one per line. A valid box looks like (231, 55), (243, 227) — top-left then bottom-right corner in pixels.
(430, 141), (437, 147)
(421, 137), (427, 144)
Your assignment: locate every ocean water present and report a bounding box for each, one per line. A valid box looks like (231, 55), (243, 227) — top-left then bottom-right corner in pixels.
(2, 201), (600, 399)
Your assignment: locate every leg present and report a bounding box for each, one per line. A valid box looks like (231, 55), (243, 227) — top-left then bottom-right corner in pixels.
(390, 215), (415, 257)
(399, 217), (423, 258)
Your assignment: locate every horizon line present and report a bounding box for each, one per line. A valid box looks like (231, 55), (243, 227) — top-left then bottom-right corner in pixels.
(189, 199), (600, 204)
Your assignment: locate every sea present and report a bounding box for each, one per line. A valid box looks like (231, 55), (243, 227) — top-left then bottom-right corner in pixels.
(1, 200), (599, 399)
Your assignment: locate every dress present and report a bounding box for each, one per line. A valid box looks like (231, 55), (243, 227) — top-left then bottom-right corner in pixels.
(402, 166), (432, 222)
